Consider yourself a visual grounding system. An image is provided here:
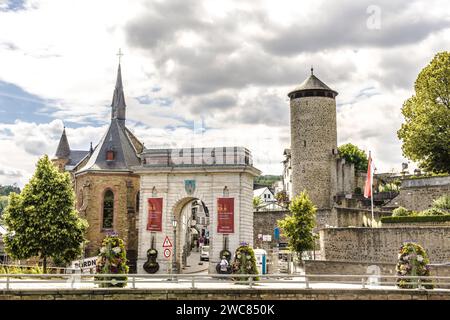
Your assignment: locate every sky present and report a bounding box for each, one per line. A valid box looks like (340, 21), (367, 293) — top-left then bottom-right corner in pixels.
(0, 0), (449, 187)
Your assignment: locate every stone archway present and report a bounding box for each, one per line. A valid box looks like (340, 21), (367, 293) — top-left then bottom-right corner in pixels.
(135, 147), (261, 274)
(171, 196), (210, 273)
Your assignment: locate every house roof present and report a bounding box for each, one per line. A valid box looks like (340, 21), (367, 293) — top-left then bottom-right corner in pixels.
(253, 187), (273, 198)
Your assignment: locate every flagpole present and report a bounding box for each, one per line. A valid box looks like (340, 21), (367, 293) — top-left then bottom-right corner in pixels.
(370, 151), (374, 224)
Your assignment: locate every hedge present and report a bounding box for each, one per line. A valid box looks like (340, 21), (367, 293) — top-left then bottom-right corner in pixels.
(381, 214), (450, 224)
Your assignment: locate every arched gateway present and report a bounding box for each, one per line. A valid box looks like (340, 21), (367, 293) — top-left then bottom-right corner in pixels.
(134, 147), (261, 274)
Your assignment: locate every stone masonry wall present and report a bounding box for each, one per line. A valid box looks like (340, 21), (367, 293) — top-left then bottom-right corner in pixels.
(320, 227), (450, 264)
(253, 210), (288, 248)
(335, 207), (391, 227)
(304, 260), (396, 282)
(290, 96), (337, 210)
(74, 172), (140, 270)
(1, 288), (449, 300)
(391, 176), (450, 211)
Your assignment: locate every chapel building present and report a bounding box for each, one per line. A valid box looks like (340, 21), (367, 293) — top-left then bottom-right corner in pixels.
(52, 64), (143, 272)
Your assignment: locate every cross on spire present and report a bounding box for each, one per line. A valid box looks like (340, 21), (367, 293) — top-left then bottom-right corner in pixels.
(311, 66), (314, 75)
(117, 48), (124, 64)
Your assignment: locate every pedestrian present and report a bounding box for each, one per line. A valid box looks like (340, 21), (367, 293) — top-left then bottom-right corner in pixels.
(220, 256), (229, 273)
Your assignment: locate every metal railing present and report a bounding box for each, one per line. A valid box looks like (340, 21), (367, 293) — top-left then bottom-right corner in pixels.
(1, 273), (450, 291)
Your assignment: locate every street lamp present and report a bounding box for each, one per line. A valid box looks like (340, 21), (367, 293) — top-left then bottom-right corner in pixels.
(172, 217), (178, 274)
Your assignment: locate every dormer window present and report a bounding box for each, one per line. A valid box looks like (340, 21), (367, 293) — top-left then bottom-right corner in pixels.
(106, 150), (115, 161)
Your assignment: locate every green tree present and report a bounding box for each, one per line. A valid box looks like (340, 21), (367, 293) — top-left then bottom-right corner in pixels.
(0, 196), (8, 219)
(278, 191), (316, 260)
(0, 184), (20, 196)
(398, 51), (450, 174)
(2, 155), (88, 272)
(253, 196), (261, 209)
(275, 190), (289, 207)
(338, 143), (368, 172)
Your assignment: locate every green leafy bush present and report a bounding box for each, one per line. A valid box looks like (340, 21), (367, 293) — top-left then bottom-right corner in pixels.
(432, 195), (450, 212)
(95, 235), (129, 288)
(231, 245), (259, 281)
(392, 207), (411, 217)
(396, 242), (433, 289)
(419, 207), (447, 216)
(382, 215), (450, 223)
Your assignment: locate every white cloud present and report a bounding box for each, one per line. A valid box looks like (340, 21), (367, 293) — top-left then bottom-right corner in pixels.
(0, 0), (449, 187)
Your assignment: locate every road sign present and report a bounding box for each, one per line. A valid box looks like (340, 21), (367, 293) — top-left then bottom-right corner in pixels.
(163, 236), (173, 248)
(163, 248), (172, 259)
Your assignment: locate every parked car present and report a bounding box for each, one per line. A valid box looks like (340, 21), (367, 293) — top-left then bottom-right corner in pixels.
(200, 245), (209, 261)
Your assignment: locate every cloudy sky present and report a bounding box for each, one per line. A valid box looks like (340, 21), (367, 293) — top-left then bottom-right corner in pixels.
(0, 0), (449, 187)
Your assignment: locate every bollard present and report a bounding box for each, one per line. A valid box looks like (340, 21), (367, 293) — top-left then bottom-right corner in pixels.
(6, 275), (10, 291)
(191, 277), (195, 289)
(132, 276), (136, 289)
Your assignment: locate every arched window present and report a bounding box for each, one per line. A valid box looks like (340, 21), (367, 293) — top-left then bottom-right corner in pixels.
(135, 191), (140, 213)
(103, 189), (114, 229)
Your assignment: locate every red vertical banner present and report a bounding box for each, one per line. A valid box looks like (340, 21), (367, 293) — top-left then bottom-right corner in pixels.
(217, 198), (234, 233)
(147, 198), (163, 231)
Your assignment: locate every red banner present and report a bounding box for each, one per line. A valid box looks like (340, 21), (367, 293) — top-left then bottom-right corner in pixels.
(147, 198), (163, 232)
(217, 198), (234, 234)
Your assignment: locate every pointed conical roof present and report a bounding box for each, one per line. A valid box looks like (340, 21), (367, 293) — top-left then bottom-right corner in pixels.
(76, 119), (140, 173)
(55, 127), (71, 159)
(288, 69), (338, 98)
(111, 64), (126, 123)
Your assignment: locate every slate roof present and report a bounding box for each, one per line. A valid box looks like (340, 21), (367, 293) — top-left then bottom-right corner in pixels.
(68, 150), (90, 166)
(55, 128), (70, 159)
(76, 119), (141, 173)
(288, 70), (338, 97)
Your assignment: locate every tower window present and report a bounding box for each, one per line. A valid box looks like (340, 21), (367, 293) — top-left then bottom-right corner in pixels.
(135, 191), (140, 213)
(304, 140), (307, 147)
(103, 189), (114, 229)
(106, 150), (115, 161)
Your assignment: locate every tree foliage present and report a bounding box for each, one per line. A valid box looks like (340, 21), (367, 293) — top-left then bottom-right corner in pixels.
(398, 51), (450, 174)
(2, 155), (88, 272)
(278, 191), (316, 259)
(0, 184), (20, 196)
(338, 143), (368, 172)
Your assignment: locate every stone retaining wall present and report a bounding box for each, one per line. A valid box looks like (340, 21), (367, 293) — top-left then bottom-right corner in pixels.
(1, 288), (449, 300)
(319, 227), (450, 264)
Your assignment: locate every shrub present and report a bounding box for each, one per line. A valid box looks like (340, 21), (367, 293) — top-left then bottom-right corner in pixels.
(95, 235), (129, 288)
(381, 215), (450, 224)
(392, 207), (411, 217)
(419, 207), (447, 216)
(231, 245), (259, 281)
(396, 242), (433, 289)
(432, 195), (450, 212)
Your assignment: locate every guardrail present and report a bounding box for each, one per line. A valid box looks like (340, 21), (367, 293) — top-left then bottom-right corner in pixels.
(1, 273), (450, 291)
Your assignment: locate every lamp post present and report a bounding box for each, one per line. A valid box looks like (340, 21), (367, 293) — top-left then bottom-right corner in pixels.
(172, 217), (178, 274)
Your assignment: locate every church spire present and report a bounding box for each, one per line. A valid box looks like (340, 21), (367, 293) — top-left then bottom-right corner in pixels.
(55, 127), (71, 159)
(111, 59), (126, 126)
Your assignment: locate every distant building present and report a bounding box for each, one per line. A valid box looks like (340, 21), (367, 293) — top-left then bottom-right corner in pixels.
(253, 187), (276, 204)
(281, 149), (292, 199)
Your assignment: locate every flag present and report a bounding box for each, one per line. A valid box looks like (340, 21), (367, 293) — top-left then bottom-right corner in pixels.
(364, 152), (373, 198)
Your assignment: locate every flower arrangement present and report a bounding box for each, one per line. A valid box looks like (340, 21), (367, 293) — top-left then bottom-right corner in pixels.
(396, 242), (433, 289)
(95, 235), (129, 288)
(231, 245), (259, 281)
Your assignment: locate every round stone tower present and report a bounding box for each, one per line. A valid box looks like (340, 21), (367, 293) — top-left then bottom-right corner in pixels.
(288, 68), (338, 210)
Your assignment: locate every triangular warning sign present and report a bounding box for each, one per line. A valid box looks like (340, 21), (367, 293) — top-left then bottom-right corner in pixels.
(162, 236), (173, 248)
